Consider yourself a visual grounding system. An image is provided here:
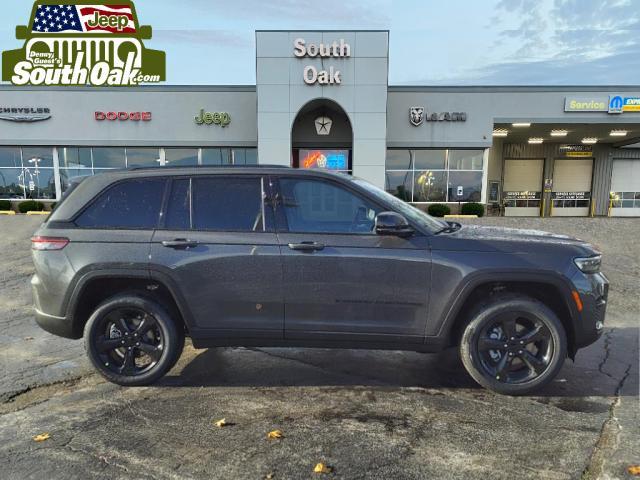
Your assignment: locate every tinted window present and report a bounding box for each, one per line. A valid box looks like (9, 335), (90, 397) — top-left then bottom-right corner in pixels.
(279, 178), (380, 234)
(165, 178), (191, 230)
(75, 178), (165, 229)
(192, 177), (265, 231)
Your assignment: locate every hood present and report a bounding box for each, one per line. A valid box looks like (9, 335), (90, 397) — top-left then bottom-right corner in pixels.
(430, 224), (598, 254)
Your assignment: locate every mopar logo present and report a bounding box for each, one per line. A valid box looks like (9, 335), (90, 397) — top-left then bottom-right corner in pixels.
(609, 95), (623, 114)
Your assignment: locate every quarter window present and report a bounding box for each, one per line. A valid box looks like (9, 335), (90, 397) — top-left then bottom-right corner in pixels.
(278, 178), (380, 234)
(75, 178), (165, 229)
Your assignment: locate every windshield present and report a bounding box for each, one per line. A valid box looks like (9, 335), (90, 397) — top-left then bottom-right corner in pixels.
(351, 177), (448, 233)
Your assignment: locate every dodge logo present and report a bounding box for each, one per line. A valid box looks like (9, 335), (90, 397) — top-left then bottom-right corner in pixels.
(95, 111), (152, 121)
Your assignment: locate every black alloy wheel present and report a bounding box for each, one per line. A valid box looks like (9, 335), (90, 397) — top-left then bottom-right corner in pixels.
(84, 294), (184, 386)
(93, 307), (164, 377)
(475, 311), (553, 384)
(460, 294), (567, 395)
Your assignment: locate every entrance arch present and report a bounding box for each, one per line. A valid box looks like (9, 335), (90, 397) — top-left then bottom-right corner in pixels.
(291, 99), (352, 173)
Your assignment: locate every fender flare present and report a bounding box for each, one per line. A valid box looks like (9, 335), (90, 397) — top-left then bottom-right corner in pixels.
(65, 267), (197, 335)
(434, 269), (580, 342)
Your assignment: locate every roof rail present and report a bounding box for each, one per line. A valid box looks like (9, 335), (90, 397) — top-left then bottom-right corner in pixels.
(126, 164), (290, 171)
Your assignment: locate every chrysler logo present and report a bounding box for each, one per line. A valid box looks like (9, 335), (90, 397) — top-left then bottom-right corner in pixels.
(0, 107), (51, 122)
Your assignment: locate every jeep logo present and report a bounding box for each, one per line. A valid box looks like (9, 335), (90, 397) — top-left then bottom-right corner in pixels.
(194, 109), (231, 127)
(87, 12), (131, 32)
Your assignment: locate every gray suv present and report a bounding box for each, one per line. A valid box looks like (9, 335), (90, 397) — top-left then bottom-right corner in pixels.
(31, 166), (608, 395)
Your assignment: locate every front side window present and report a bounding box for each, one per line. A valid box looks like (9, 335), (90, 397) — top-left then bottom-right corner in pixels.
(75, 178), (165, 229)
(278, 178), (380, 234)
(192, 177), (265, 231)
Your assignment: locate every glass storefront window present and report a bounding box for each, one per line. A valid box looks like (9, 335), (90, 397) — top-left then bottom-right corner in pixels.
(59, 168), (94, 193)
(202, 148), (231, 165)
(414, 150), (446, 170)
(59, 147), (92, 170)
(386, 150), (412, 170)
(448, 150), (484, 170)
(413, 170), (447, 202)
(22, 167), (56, 199)
(385, 171), (413, 201)
(233, 148), (258, 165)
(0, 168), (25, 199)
(447, 171), (483, 202)
(0, 147), (22, 168)
(126, 148), (160, 168)
(22, 147), (53, 169)
(93, 148), (126, 168)
(165, 148), (198, 166)
(385, 149), (486, 203)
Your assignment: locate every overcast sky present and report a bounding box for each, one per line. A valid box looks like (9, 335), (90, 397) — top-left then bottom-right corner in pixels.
(1, 0), (638, 85)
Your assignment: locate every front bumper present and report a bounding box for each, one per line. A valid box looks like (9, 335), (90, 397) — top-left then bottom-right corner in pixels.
(571, 271), (609, 350)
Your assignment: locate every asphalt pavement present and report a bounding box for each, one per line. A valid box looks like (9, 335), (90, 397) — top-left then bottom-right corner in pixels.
(0, 215), (637, 479)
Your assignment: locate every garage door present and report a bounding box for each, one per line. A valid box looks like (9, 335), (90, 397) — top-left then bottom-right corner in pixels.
(503, 159), (543, 216)
(611, 159), (640, 217)
(552, 158), (593, 217)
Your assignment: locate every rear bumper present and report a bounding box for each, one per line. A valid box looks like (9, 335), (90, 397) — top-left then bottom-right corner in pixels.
(34, 308), (78, 339)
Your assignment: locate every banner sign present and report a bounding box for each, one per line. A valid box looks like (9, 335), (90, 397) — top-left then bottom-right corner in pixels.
(504, 191), (541, 200)
(551, 191), (590, 200)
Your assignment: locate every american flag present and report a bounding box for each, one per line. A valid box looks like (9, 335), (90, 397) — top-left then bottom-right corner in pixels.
(31, 4), (136, 34)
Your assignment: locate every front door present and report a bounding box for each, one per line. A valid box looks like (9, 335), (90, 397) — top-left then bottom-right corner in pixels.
(149, 175), (283, 337)
(273, 176), (431, 343)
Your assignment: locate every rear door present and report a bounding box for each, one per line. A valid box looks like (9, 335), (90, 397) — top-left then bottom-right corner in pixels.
(273, 175), (431, 343)
(150, 175), (283, 338)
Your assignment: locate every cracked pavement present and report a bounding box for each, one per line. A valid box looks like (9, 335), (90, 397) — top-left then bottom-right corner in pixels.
(0, 216), (637, 479)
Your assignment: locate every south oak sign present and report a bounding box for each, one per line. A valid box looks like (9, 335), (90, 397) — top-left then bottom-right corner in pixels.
(2, 1), (166, 86)
(294, 38), (350, 85)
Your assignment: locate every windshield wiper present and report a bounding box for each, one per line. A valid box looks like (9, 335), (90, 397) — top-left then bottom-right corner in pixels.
(433, 221), (462, 235)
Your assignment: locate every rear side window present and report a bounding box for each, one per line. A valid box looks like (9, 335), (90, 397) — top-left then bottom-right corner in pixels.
(75, 178), (165, 229)
(192, 177), (265, 231)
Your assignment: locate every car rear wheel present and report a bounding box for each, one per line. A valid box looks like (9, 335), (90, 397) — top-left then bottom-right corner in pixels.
(459, 294), (567, 395)
(84, 294), (184, 386)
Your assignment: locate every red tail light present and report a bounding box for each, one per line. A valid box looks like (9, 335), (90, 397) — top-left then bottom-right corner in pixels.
(31, 236), (69, 251)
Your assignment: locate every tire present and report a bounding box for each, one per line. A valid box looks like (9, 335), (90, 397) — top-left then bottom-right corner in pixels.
(84, 293), (184, 386)
(459, 293), (567, 396)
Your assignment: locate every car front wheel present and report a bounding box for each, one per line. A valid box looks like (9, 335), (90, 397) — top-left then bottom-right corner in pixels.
(84, 294), (184, 386)
(459, 294), (567, 395)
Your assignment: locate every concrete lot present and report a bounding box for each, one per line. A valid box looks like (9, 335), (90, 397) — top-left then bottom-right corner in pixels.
(0, 216), (637, 480)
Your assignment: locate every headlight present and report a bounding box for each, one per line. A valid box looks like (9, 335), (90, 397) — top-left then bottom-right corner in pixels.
(574, 255), (601, 274)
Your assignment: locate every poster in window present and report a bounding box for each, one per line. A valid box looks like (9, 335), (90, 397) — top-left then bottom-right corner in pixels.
(299, 149), (348, 170)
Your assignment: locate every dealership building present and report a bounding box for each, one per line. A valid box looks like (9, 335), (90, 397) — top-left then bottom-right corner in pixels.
(1, 30), (640, 216)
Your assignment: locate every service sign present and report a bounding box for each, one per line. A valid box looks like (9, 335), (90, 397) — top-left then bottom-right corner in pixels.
(504, 191), (541, 200)
(551, 191), (590, 200)
(559, 144), (593, 157)
(2, 1), (166, 86)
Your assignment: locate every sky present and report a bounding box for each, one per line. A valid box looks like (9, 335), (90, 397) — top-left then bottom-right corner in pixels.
(1, 0), (639, 85)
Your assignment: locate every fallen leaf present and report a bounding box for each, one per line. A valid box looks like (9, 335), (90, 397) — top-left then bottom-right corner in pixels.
(264, 473), (275, 479)
(313, 462), (332, 474)
(267, 429), (283, 439)
(32, 433), (50, 442)
(214, 418), (227, 428)
(629, 465), (640, 476)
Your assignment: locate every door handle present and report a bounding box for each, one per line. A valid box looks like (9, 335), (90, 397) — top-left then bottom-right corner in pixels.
(288, 241), (325, 252)
(161, 238), (199, 249)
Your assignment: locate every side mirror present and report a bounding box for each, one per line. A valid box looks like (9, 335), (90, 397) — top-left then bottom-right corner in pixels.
(16, 26), (28, 39)
(139, 25), (152, 39)
(375, 211), (414, 237)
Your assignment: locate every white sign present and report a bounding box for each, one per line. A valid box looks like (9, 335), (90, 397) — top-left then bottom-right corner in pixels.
(456, 186), (464, 197)
(294, 38), (350, 86)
